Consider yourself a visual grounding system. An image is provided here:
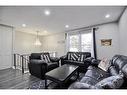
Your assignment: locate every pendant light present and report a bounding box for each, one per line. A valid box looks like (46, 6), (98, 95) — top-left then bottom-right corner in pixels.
(34, 31), (42, 46)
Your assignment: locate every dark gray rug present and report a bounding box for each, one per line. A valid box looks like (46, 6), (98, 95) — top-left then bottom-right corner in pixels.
(29, 73), (85, 89)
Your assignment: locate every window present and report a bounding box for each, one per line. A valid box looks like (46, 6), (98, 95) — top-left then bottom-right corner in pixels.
(69, 35), (79, 52)
(81, 33), (92, 52)
(68, 32), (92, 52)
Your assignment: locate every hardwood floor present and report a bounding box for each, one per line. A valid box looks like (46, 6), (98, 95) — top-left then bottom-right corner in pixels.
(0, 68), (42, 89)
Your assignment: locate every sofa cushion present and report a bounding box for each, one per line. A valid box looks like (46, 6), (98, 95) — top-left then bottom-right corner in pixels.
(63, 60), (85, 67)
(69, 82), (95, 89)
(86, 66), (109, 82)
(80, 76), (98, 85)
(47, 62), (58, 71)
(112, 55), (127, 70)
(122, 64), (127, 78)
(95, 75), (124, 89)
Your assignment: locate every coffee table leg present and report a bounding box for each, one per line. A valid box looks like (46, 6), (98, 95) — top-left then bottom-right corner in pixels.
(45, 78), (47, 89)
(59, 82), (64, 89)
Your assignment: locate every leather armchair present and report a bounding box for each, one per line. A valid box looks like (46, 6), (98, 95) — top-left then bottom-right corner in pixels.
(28, 52), (59, 79)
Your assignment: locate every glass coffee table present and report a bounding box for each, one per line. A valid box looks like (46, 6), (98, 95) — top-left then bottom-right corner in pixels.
(45, 64), (79, 89)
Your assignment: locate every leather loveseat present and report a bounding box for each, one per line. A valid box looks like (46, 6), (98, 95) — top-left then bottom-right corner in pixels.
(28, 52), (59, 79)
(69, 55), (127, 89)
(60, 52), (91, 72)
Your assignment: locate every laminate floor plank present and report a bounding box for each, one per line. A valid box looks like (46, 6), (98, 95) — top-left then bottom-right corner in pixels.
(0, 68), (42, 89)
(10, 75), (42, 89)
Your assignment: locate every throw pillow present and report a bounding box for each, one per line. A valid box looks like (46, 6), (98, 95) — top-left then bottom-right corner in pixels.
(78, 54), (86, 62)
(71, 53), (79, 61)
(95, 75), (124, 89)
(41, 54), (45, 61)
(98, 58), (111, 72)
(41, 54), (51, 63)
(67, 53), (71, 60)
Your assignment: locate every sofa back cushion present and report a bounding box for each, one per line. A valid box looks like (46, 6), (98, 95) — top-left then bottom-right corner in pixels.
(122, 64), (127, 78)
(112, 55), (127, 70)
(108, 66), (119, 76)
(67, 52), (91, 62)
(30, 53), (42, 60)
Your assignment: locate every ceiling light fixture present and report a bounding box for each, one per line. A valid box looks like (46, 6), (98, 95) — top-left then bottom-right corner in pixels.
(44, 10), (51, 16)
(44, 30), (47, 33)
(22, 24), (26, 27)
(34, 31), (42, 46)
(105, 14), (110, 18)
(65, 25), (69, 28)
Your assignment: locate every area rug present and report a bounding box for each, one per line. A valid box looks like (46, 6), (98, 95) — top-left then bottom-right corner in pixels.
(29, 73), (85, 89)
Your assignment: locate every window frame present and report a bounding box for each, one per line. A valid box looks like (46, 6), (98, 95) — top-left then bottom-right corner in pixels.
(67, 30), (92, 52)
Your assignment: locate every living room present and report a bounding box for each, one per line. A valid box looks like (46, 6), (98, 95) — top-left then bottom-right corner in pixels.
(1, 4), (127, 91)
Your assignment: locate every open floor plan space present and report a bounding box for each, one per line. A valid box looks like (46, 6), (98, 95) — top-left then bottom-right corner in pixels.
(1, 6), (127, 89)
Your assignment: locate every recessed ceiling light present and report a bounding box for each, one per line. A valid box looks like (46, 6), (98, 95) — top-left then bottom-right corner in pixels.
(105, 14), (110, 18)
(22, 24), (26, 27)
(44, 10), (50, 16)
(65, 25), (69, 28)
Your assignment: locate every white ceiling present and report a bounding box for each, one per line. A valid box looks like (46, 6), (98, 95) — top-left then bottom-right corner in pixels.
(0, 6), (125, 36)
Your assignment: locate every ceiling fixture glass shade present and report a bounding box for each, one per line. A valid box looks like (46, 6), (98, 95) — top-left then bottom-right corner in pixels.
(34, 31), (42, 46)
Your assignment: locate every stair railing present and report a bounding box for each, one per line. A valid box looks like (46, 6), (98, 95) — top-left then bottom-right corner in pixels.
(14, 53), (30, 73)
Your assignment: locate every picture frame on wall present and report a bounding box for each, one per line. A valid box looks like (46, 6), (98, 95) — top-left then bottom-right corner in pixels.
(101, 39), (112, 46)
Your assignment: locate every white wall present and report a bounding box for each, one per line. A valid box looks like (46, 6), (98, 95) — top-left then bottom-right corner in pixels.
(40, 33), (66, 57)
(14, 31), (42, 54)
(96, 23), (119, 60)
(119, 8), (127, 56)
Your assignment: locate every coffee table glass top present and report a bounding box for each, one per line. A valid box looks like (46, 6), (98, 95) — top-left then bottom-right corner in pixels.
(46, 64), (78, 81)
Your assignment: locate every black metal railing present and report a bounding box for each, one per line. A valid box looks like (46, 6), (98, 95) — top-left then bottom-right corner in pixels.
(14, 53), (30, 73)
(13, 52), (57, 73)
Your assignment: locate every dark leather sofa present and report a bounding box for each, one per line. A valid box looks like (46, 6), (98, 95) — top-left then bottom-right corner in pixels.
(28, 52), (59, 79)
(69, 55), (127, 89)
(60, 52), (91, 72)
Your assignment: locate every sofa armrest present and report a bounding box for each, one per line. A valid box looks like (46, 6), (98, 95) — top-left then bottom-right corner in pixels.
(84, 57), (94, 63)
(50, 57), (60, 62)
(28, 59), (48, 79)
(91, 59), (101, 67)
(60, 55), (67, 60)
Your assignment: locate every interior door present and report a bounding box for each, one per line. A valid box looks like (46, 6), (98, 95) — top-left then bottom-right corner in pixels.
(0, 25), (13, 70)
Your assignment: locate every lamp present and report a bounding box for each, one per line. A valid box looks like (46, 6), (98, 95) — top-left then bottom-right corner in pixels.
(34, 31), (42, 46)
